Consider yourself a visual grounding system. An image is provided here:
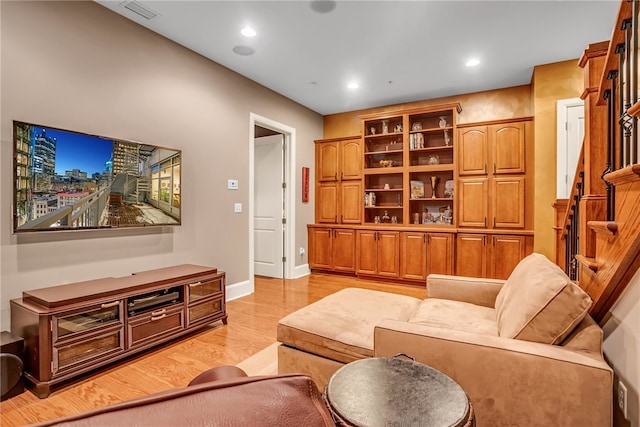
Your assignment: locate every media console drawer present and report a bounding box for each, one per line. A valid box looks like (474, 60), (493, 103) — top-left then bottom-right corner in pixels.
(128, 304), (185, 349)
(10, 264), (227, 398)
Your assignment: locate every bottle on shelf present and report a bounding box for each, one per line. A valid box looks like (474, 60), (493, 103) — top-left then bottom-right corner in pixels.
(370, 192), (376, 206)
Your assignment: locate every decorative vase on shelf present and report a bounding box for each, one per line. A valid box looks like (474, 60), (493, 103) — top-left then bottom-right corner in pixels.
(381, 120), (389, 134)
(430, 176), (438, 199)
(438, 116), (447, 128)
(382, 210), (390, 223)
(444, 129), (451, 146)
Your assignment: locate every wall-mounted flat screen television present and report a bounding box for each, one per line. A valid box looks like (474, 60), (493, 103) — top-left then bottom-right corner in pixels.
(12, 121), (181, 233)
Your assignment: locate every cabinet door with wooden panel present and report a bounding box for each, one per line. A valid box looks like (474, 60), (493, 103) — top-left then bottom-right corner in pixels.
(492, 122), (525, 174)
(401, 232), (427, 281)
(356, 230), (400, 278)
(458, 177), (488, 228)
(317, 142), (339, 181)
(340, 180), (362, 224)
(458, 127), (488, 176)
(427, 233), (454, 275)
(377, 231), (400, 278)
(309, 227), (333, 269)
(340, 138), (362, 180)
(308, 227), (355, 272)
(489, 234), (527, 279)
(333, 228), (356, 272)
(455, 234), (487, 278)
(316, 182), (338, 224)
(356, 230), (378, 275)
(492, 176), (525, 228)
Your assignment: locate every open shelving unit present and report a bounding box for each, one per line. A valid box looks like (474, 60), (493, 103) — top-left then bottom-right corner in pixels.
(361, 104), (461, 226)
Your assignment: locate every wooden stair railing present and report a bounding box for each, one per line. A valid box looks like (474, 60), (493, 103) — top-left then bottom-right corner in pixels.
(561, 0), (640, 323)
(581, 166), (640, 321)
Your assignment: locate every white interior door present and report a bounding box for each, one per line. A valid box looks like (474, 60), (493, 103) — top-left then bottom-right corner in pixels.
(557, 98), (585, 198)
(254, 134), (284, 278)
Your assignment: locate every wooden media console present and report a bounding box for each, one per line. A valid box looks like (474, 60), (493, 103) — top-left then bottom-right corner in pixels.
(10, 264), (226, 398)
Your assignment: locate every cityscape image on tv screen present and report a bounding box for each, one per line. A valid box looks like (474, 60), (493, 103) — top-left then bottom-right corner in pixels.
(13, 121), (181, 232)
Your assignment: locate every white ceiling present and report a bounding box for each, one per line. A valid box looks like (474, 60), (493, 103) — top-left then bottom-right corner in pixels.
(95, 0), (619, 115)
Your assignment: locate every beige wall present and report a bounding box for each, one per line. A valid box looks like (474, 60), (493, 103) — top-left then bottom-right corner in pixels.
(0, 1), (322, 328)
(324, 85), (532, 138)
(531, 59), (584, 259)
(603, 269), (640, 427)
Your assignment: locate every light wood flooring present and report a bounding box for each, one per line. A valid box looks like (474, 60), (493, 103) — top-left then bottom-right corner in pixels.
(1, 273), (425, 426)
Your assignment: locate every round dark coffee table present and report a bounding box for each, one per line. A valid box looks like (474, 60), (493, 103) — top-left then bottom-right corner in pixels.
(325, 357), (474, 427)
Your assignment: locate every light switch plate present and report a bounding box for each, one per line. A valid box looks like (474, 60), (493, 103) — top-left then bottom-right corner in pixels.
(234, 203), (242, 213)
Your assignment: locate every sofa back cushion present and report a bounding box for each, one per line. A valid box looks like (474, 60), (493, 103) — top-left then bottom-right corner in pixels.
(494, 253), (592, 344)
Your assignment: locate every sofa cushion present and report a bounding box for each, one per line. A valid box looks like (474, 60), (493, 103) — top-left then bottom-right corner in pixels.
(277, 288), (421, 363)
(494, 253), (592, 344)
(408, 299), (498, 336)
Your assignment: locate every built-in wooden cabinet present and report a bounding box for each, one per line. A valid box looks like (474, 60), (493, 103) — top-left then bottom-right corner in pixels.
(401, 232), (454, 281)
(310, 108), (534, 283)
(356, 230), (400, 278)
(457, 119), (530, 230)
(309, 227), (356, 272)
(11, 265), (226, 398)
(315, 136), (363, 224)
(455, 233), (531, 280)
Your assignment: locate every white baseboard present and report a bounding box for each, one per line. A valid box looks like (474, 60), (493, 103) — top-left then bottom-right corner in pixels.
(293, 263), (310, 278)
(226, 279), (252, 301)
(226, 267), (309, 301)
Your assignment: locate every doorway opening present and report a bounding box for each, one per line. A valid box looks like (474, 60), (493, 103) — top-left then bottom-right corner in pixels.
(556, 98), (585, 199)
(249, 114), (296, 289)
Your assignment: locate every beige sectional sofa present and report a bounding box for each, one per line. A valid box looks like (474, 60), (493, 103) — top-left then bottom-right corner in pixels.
(277, 253), (613, 426)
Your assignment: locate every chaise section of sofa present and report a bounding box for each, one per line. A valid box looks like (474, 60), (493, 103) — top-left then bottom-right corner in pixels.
(277, 287), (421, 389)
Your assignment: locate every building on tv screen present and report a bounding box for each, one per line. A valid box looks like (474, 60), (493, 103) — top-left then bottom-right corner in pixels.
(14, 122), (181, 232)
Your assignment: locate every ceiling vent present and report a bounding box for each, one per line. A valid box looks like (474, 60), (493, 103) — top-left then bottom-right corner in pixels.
(121, 1), (159, 20)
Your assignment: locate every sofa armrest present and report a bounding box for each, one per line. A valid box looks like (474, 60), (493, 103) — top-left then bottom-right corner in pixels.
(374, 319), (612, 427)
(426, 274), (505, 307)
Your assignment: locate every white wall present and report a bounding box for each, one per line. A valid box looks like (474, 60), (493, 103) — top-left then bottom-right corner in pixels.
(0, 1), (321, 329)
(604, 268), (640, 427)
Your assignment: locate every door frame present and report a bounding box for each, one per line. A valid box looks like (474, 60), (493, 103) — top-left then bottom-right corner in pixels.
(249, 113), (296, 287)
(556, 97), (585, 198)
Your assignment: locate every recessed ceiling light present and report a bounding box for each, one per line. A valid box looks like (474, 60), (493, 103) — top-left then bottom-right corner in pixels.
(347, 82), (359, 89)
(310, 0), (336, 13)
(233, 45), (255, 56)
(241, 27), (256, 37)
(465, 59), (480, 67)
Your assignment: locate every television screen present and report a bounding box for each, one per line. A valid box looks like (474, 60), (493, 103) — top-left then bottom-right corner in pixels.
(13, 121), (181, 233)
